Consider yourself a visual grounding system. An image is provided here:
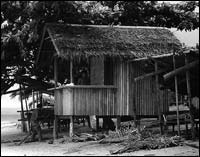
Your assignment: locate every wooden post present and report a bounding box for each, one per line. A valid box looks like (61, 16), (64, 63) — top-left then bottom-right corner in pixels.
(32, 90), (35, 109)
(25, 97), (30, 132)
(155, 62), (162, 134)
(70, 56), (73, 83)
(96, 116), (99, 131)
(19, 84), (27, 132)
(53, 57), (58, 140)
(53, 116), (58, 139)
(116, 116), (121, 130)
(136, 116), (141, 132)
(23, 85), (30, 133)
(133, 70), (137, 130)
(39, 92), (43, 107)
(54, 57), (58, 87)
(36, 91), (39, 106)
(87, 116), (91, 128)
(173, 55), (180, 136)
(69, 116), (74, 137)
(185, 56), (195, 139)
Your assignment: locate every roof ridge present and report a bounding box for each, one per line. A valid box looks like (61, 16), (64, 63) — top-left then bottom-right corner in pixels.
(45, 23), (168, 30)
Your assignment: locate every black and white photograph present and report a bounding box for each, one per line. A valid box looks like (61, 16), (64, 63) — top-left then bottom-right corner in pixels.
(1, 1), (199, 156)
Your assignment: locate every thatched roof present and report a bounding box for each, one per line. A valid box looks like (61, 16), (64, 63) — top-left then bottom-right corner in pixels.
(37, 23), (181, 63)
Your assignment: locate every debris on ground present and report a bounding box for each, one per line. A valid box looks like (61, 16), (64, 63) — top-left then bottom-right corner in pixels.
(98, 122), (184, 155)
(71, 133), (105, 142)
(49, 120), (184, 154)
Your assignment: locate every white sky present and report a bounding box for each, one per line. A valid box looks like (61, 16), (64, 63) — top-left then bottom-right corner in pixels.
(1, 84), (21, 109)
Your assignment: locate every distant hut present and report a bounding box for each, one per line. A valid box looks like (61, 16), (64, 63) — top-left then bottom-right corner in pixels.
(36, 23), (182, 137)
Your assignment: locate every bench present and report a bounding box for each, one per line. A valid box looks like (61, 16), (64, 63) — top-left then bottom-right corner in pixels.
(162, 110), (199, 133)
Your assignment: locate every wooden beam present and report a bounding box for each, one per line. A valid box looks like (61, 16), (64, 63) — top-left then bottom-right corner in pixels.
(147, 56), (171, 67)
(185, 56), (195, 139)
(173, 55), (180, 136)
(53, 116), (58, 140)
(54, 57), (58, 87)
(163, 60), (199, 80)
(47, 28), (60, 55)
(53, 57), (58, 139)
(134, 69), (166, 82)
(131, 53), (174, 62)
(70, 56), (73, 83)
(155, 62), (162, 134)
(130, 49), (193, 62)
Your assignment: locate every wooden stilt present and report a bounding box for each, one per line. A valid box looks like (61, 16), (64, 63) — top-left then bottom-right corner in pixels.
(133, 74), (137, 129)
(39, 92), (43, 107)
(69, 116), (74, 137)
(185, 55), (195, 139)
(58, 118), (61, 133)
(23, 88), (30, 133)
(173, 55), (180, 136)
(32, 90), (34, 109)
(53, 116), (58, 139)
(36, 92), (39, 105)
(87, 116), (91, 128)
(19, 84), (27, 132)
(53, 57), (58, 139)
(70, 56), (73, 83)
(116, 116), (121, 130)
(137, 116), (141, 132)
(96, 116), (99, 131)
(155, 62), (162, 134)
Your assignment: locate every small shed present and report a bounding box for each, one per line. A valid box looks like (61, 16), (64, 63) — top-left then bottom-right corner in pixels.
(37, 23), (182, 136)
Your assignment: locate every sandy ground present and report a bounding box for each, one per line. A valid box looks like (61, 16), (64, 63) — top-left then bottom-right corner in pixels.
(1, 119), (199, 156)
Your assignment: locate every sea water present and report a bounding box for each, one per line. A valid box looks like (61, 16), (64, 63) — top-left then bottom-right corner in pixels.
(1, 108), (20, 129)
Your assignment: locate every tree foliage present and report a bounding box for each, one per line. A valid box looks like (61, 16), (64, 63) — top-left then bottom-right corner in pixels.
(1, 1), (199, 94)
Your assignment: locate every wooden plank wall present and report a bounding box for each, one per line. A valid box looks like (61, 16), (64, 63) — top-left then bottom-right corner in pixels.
(129, 62), (169, 116)
(54, 59), (169, 116)
(113, 59), (130, 115)
(113, 60), (169, 116)
(54, 87), (116, 116)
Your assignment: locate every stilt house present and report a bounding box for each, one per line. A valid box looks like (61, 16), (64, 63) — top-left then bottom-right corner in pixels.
(36, 23), (182, 135)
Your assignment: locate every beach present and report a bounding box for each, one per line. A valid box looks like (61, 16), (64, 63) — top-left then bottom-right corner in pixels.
(1, 115), (199, 156)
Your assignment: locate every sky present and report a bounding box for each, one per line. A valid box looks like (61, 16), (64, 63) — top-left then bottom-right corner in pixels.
(1, 1), (199, 109)
(1, 84), (21, 109)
